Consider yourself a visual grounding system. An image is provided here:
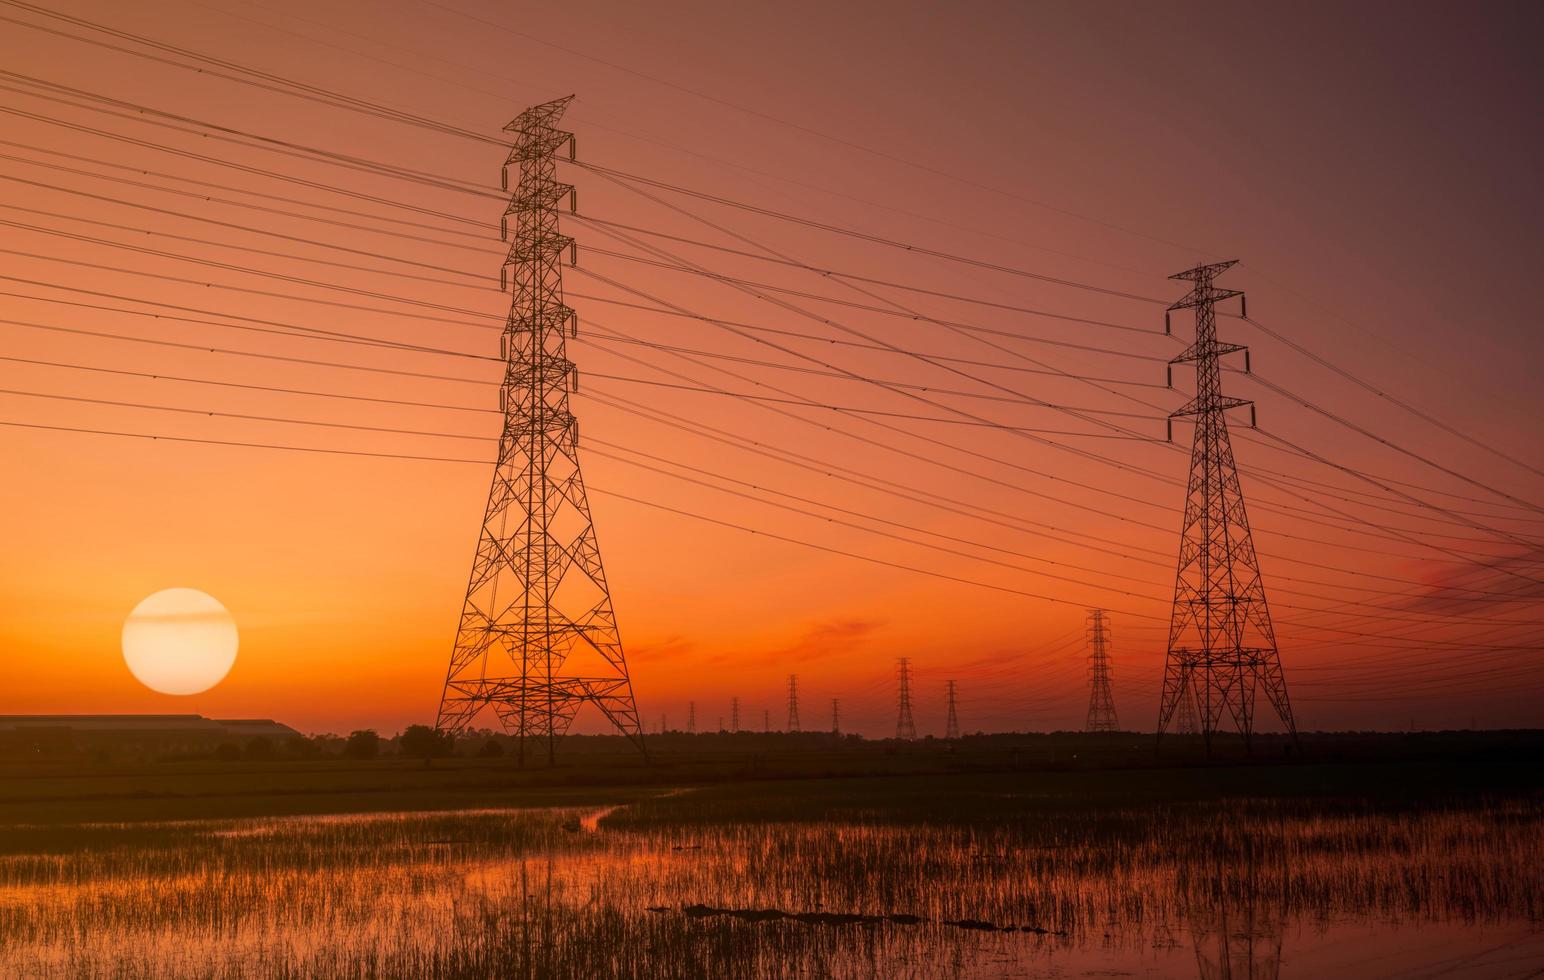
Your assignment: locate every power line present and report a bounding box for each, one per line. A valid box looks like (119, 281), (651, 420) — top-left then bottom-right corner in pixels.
(1246, 372), (1544, 522)
(0, 419), (1164, 608)
(0, 102), (488, 231)
(13, 76), (1525, 543)
(0, 73), (493, 203)
(4, 237), (1529, 583)
(573, 216), (1157, 335)
(574, 161), (1171, 304)
(7, 343), (1524, 629)
(6, 186), (1519, 549)
(0, 3), (501, 145)
(576, 186), (1538, 562)
(0, 129), (1182, 361)
(1, 276), (1492, 589)
(584, 168), (1496, 555)
(415, 0), (1214, 256)
(9, 121), (1506, 537)
(1243, 312), (1544, 485)
(0, 48), (1525, 527)
(0, 139), (492, 245)
(6, 115), (1537, 580)
(577, 152), (1544, 543)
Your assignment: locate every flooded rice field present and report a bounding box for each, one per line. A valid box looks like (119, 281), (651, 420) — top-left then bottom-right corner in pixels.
(2, 777), (1541, 978)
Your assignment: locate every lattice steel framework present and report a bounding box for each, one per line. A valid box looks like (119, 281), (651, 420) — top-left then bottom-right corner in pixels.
(434, 97), (644, 764)
(787, 674), (801, 732)
(896, 658), (917, 739)
(831, 698), (841, 736)
(944, 680), (960, 739)
(1085, 609), (1120, 732)
(1174, 675), (1200, 735)
(1156, 261), (1296, 752)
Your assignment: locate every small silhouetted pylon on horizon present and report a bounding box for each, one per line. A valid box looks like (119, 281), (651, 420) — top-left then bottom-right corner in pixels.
(896, 658), (917, 740)
(1175, 678), (1199, 735)
(730, 697), (739, 733)
(1085, 609), (1120, 732)
(944, 680), (960, 739)
(687, 701), (696, 734)
(787, 674), (801, 732)
(660, 713), (667, 734)
(831, 698), (841, 736)
(763, 709), (770, 733)
(433, 97), (643, 766)
(1155, 260), (1297, 755)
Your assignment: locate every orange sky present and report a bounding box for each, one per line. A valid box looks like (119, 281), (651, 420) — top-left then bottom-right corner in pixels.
(1, 0), (1541, 735)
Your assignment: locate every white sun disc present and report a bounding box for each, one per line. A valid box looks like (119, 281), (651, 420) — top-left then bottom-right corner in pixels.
(122, 588), (239, 696)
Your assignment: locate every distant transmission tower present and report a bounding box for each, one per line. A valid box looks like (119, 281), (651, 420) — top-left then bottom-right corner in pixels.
(896, 658), (917, 739)
(831, 698), (841, 736)
(1175, 678), (1199, 735)
(731, 697), (740, 733)
(1156, 261), (1296, 752)
(944, 680), (960, 739)
(787, 674), (801, 732)
(434, 96), (644, 765)
(687, 701), (696, 734)
(1085, 609), (1120, 732)
(763, 708), (770, 733)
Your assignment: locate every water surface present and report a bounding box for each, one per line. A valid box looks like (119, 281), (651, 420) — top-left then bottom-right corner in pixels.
(2, 779), (1540, 978)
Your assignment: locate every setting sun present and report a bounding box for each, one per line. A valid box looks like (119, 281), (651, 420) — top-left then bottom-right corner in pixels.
(121, 588), (239, 696)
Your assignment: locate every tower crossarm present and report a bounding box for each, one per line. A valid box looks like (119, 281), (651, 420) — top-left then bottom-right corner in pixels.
(1169, 285), (1242, 311)
(508, 305), (576, 335)
(504, 353), (576, 387)
(503, 232), (576, 269)
(504, 179), (575, 218)
(502, 96), (576, 165)
(1169, 340), (1247, 366)
(1168, 258), (1240, 286)
(1170, 394), (1253, 419)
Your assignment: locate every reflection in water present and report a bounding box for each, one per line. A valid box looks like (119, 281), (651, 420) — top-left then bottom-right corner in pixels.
(1190, 901), (1283, 980)
(0, 792), (1539, 977)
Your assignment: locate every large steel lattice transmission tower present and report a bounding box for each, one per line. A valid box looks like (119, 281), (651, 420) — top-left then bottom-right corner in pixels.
(1084, 609), (1119, 732)
(434, 97), (644, 764)
(1156, 261), (1295, 752)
